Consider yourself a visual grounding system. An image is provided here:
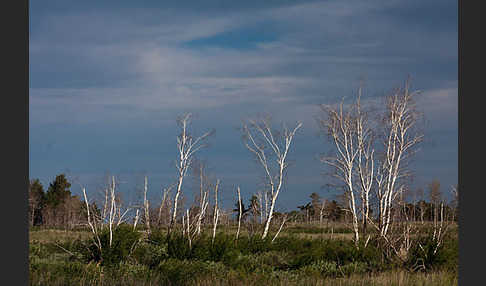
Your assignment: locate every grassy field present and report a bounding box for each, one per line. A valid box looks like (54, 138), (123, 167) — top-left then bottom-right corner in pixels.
(29, 223), (458, 286)
(29, 229), (92, 244)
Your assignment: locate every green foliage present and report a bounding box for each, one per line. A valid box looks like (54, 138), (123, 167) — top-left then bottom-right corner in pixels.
(407, 235), (458, 273)
(29, 179), (46, 226)
(300, 260), (339, 277)
(45, 174), (72, 208)
(166, 233), (193, 260)
(284, 238), (386, 272)
(234, 235), (272, 255)
(29, 225), (458, 285)
(156, 259), (209, 285)
(132, 241), (168, 268)
(86, 224), (142, 265)
(145, 231), (386, 276)
(29, 179), (45, 199)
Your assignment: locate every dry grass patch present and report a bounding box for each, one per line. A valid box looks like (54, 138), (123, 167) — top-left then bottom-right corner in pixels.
(29, 229), (92, 243)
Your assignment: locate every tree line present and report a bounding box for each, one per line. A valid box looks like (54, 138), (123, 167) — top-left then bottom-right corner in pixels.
(29, 174), (457, 230)
(28, 174), (85, 229)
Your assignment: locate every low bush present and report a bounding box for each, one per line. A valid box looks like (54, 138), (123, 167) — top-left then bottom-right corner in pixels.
(156, 259), (208, 285)
(85, 224), (142, 265)
(29, 226), (458, 285)
(132, 241), (168, 268)
(407, 235), (458, 273)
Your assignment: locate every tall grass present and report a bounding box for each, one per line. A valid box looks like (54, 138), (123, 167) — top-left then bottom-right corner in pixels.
(29, 224), (458, 286)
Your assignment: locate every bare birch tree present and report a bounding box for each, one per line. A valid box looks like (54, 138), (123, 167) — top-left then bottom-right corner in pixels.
(82, 187), (103, 254)
(272, 213), (288, 243)
(235, 186), (243, 241)
(81, 176), (133, 251)
(169, 113), (213, 234)
(195, 189), (209, 237)
(450, 185), (458, 222)
(319, 99), (361, 245)
(184, 208), (199, 249)
(157, 184), (174, 226)
(354, 88), (375, 233)
(242, 116), (302, 239)
(376, 80), (423, 238)
(319, 79), (423, 248)
(192, 160), (210, 236)
(133, 209), (140, 230)
(212, 179), (221, 244)
(143, 176), (151, 234)
(319, 199), (327, 227)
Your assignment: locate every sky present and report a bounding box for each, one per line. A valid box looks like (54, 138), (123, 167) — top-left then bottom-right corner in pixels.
(29, 0), (457, 211)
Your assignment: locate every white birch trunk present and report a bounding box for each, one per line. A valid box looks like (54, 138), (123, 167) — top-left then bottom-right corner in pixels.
(236, 186), (242, 241)
(133, 209), (140, 230)
(212, 179), (220, 244)
(143, 176), (151, 234)
(243, 118), (302, 240)
(271, 214), (288, 243)
(170, 114), (213, 234)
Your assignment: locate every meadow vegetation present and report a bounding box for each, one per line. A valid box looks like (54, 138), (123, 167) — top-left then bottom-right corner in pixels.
(29, 223), (457, 286)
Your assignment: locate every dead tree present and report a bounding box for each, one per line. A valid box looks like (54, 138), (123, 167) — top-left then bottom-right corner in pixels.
(319, 98), (361, 245)
(450, 185), (458, 222)
(354, 88), (375, 234)
(82, 187), (102, 254)
(192, 160), (210, 236)
(319, 199), (327, 227)
(80, 174), (138, 261)
(212, 179), (221, 244)
(169, 113), (213, 235)
(133, 209), (140, 230)
(243, 116), (302, 239)
(81, 176), (133, 249)
(143, 176), (151, 234)
(157, 184), (174, 226)
(184, 208), (198, 249)
(108, 176), (116, 246)
(107, 176), (133, 245)
(235, 186), (243, 241)
(375, 80), (423, 238)
(195, 187), (209, 237)
(272, 213), (288, 243)
(264, 191), (269, 224)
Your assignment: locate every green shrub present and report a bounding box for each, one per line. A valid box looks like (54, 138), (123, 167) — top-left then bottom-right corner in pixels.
(301, 260), (339, 277)
(287, 238), (385, 272)
(166, 233), (193, 260)
(156, 259), (207, 285)
(235, 235), (272, 255)
(147, 228), (167, 244)
(340, 261), (368, 276)
(132, 241), (168, 268)
(258, 250), (291, 270)
(208, 233), (234, 261)
(407, 235), (458, 273)
(85, 224), (142, 265)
